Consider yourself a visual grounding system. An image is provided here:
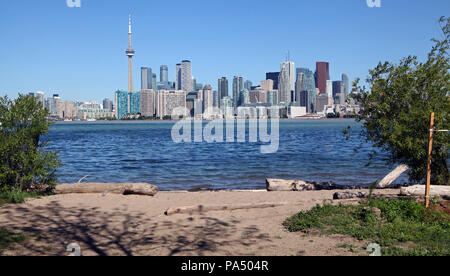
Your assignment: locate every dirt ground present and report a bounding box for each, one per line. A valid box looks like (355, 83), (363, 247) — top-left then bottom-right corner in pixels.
(0, 189), (400, 256)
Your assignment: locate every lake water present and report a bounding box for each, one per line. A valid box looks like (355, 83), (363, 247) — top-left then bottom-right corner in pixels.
(46, 120), (408, 191)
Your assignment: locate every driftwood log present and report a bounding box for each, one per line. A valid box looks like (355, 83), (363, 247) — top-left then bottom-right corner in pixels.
(165, 202), (287, 216)
(377, 165), (409, 188)
(400, 185), (450, 197)
(333, 191), (369, 200)
(55, 183), (158, 196)
(266, 179), (355, 192)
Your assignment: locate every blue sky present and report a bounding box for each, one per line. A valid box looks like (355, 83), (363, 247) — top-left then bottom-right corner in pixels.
(0, 0), (448, 102)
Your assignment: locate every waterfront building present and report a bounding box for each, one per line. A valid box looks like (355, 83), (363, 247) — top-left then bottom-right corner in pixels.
(232, 76), (244, 108)
(103, 98), (113, 112)
(221, 96), (233, 119)
(36, 91), (45, 108)
(155, 90), (186, 119)
(295, 72), (305, 104)
(114, 90), (140, 119)
(249, 87), (267, 104)
(315, 93), (330, 114)
(279, 62), (292, 104)
(266, 72), (280, 90)
(201, 85), (214, 117)
(141, 67), (152, 90)
(140, 89), (156, 117)
(46, 94), (62, 118)
(218, 77), (229, 103)
(267, 90), (278, 106)
(238, 89), (250, 107)
(315, 62), (330, 94)
(160, 65), (168, 83)
(296, 68), (316, 113)
(180, 60), (193, 92)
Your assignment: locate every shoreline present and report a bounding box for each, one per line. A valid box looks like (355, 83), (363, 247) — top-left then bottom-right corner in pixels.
(53, 118), (358, 124)
(0, 188), (400, 256)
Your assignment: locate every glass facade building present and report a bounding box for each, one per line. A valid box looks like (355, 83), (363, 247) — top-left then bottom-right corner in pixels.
(296, 67), (317, 113)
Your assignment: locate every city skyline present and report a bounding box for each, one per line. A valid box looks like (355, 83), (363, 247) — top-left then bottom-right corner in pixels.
(0, 0), (449, 102)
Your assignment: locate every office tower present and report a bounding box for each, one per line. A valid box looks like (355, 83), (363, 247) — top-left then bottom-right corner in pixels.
(36, 91), (45, 108)
(279, 60), (295, 104)
(192, 78), (197, 92)
(140, 90), (156, 117)
(160, 65), (169, 83)
(129, 92), (140, 114)
(296, 68), (316, 113)
(326, 80), (333, 103)
(47, 94), (62, 118)
(141, 67), (152, 90)
(332, 81), (343, 98)
(115, 90), (140, 119)
(238, 89), (250, 106)
(244, 80), (253, 91)
(341, 73), (349, 101)
(103, 98), (113, 112)
(232, 76), (244, 108)
(249, 88), (267, 104)
(195, 82), (203, 91)
(315, 93), (329, 114)
(315, 62), (330, 94)
(295, 72), (306, 104)
(266, 72), (280, 90)
(218, 77), (229, 102)
(267, 90), (278, 106)
(221, 96), (233, 118)
(213, 90), (219, 108)
(126, 15), (135, 93)
(299, 90), (310, 110)
(180, 60), (193, 91)
(202, 85), (214, 115)
(175, 63), (181, 90)
(152, 73), (157, 91)
(260, 79), (274, 92)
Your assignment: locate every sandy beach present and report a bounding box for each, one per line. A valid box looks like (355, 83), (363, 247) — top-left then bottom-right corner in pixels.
(0, 189), (400, 256)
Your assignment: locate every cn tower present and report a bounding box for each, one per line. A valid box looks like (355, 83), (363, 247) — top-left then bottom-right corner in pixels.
(126, 14), (135, 93)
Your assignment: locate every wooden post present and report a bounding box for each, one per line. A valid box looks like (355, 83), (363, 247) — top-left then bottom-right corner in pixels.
(425, 112), (435, 208)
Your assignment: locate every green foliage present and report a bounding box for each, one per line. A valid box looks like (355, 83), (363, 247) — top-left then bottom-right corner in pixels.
(0, 94), (61, 194)
(351, 17), (450, 185)
(283, 198), (450, 256)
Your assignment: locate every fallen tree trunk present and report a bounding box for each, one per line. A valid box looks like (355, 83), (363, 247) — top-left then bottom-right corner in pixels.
(400, 185), (450, 197)
(165, 202), (287, 216)
(376, 165), (409, 188)
(266, 179), (356, 192)
(55, 183), (158, 196)
(333, 191), (369, 200)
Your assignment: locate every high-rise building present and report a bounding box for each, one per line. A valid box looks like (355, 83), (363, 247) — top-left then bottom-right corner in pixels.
(160, 65), (168, 83)
(260, 79), (274, 92)
(232, 76), (244, 108)
(140, 89), (156, 117)
(266, 72), (280, 90)
(115, 90), (140, 119)
(244, 80), (253, 91)
(295, 72), (305, 104)
(239, 89), (250, 106)
(180, 60), (193, 92)
(36, 91), (45, 108)
(141, 67), (152, 90)
(315, 62), (330, 95)
(267, 90), (278, 106)
(249, 88), (267, 104)
(279, 61), (295, 104)
(103, 98), (113, 112)
(341, 73), (349, 101)
(152, 73), (157, 91)
(126, 15), (135, 93)
(201, 85), (213, 116)
(175, 63), (181, 90)
(296, 68), (316, 113)
(213, 90), (219, 108)
(155, 90), (186, 119)
(326, 80), (333, 99)
(315, 93), (329, 114)
(218, 77), (229, 103)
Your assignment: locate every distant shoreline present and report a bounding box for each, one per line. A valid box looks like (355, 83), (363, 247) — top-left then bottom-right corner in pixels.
(53, 118), (357, 124)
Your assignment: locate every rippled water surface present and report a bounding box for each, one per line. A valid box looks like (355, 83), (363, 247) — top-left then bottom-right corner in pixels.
(46, 120), (407, 190)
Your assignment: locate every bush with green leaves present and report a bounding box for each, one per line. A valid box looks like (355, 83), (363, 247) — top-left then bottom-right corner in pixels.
(351, 17), (449, 185)
(0, 94), (60, 194)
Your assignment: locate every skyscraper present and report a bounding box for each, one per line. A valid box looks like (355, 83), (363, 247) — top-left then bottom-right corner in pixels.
(315, 62), (330, 94)
(266, 72), (280, 90)
(295, 72), (305, 104)
(160, 65), (169, 83)
(175, 63), (181, 90)
(232, 76), (244, 108)
(202, 85), (213, 116)
(126, 15), (135, 93)
(296, 67), (316, 113)
(152, 73), (157, 91)
(218, 77), (229, 103)
(180, 60), (193, 91)
(244, 80), (253, 91)
(103, 98), (113, 112)
(341, 73), (349, 101)
(279, 61), (295, 104)
(141, 67), (152, 90)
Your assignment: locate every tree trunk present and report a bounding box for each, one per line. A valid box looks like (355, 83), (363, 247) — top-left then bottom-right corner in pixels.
(55, 183), (158, 196)
(400, 185), (450, 197)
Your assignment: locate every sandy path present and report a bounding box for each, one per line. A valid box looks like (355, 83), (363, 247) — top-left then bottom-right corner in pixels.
(0, 189), (399, 256)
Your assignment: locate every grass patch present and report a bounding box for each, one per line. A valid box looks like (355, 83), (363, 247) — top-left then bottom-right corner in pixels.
(283, 198), (450, 256)
(0, 189), (39, 206)
(0, 227), (28, 253)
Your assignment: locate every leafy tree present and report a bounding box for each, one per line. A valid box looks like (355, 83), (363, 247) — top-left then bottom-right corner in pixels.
(0, 94), (60, 193)
(352, 17), (449, 185)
